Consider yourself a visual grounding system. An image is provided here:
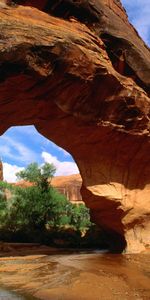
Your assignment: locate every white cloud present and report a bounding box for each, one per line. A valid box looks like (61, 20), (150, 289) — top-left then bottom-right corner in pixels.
(0, 135), (38, 164)
(2, 151), (79, 182)
(41, 151), (79, 176)
(4, 125), (71, 159)
(122, 0), (150, 45)
(3, 162), (24, 183)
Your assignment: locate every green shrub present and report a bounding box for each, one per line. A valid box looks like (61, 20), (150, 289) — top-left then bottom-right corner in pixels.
(0, 163), (93, 244)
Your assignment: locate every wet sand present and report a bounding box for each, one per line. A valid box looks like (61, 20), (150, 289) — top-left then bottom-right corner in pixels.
(0, 245), (149, 300)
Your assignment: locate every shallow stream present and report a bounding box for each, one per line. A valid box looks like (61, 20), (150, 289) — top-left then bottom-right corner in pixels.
(0, 287), (36, 299)
(0, 248), (149, 300)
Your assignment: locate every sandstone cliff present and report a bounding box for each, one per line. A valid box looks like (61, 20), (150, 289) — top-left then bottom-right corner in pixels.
(0, 160), (3, 181)
(15, 174), (83, 203)
(0, 0), (149, 252)
(51, 174), (82, 203)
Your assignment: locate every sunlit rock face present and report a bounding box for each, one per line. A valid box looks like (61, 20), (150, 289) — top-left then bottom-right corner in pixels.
(15, 175), (83, 203)
(0, 160), (3, 181)
(0, 0), (150, 252)
(51, 174), (83, 204)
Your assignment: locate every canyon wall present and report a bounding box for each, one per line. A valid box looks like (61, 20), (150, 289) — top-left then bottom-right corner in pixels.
(0, 0), (149, 252)
(0, 160), (3, 181)
(51, 174), (82, 204)
(15, 175), (83, 203)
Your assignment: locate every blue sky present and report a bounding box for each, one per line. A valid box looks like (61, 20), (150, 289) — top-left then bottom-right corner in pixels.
(0, 0), (150, 182)
(122, 0), (150, 45)
(0, 126), (79, 182)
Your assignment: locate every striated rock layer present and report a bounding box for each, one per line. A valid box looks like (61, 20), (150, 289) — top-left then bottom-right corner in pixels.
(0, 160), (3, 181)
(0, 0), (150, 252)
(14, 175), (83, 203)
(51, 174), (82, 203)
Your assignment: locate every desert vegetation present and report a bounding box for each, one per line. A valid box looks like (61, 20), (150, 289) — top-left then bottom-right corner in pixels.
(0, 162), (99, 247)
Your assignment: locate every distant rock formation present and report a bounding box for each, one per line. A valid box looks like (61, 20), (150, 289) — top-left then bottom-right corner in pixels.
(0, 160), (3, 181)
(51, 174), (82, 203)
(14, 174), (82, 203)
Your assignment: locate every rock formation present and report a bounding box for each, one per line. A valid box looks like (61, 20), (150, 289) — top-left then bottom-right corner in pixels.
(0, 160), (3, 181)
(51, 174), (82, 203)
(15, 174), (83, 203)
(0, 0), (149, 252)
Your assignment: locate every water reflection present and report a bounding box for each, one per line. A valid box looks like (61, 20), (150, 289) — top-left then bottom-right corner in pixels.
(0, 287), (37, 300)
(0, 249), (149, 300)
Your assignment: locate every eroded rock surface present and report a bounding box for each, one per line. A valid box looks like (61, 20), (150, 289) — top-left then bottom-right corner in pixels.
(14, 175), (83, 203)
(51, 174), (82, 203)
(0, 0), (150, 252)
(0, 160), (3, 181)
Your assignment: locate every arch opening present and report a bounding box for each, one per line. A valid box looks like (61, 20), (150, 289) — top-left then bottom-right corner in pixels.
(0, 125), (111, 251)
(0, 125), (134, 253)
(0, 125), (129, 253)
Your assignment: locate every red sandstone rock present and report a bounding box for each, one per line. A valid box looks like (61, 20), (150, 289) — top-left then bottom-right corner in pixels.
(14, 175), (83, 203)
(0, 160), (3, 181)
(51, 174), (82, 203)
(0, 0), (149, 252)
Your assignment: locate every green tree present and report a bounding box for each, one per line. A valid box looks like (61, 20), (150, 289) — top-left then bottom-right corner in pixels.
(3, 185), (71, 231)
(0, 163), (92, 241)
(70, 203), (91, 231)
(46, 188), (72, 228)
(7, 186), (51, 230)
(0, 181), (13, 226)
(14, 162), (69, 230)
(16, 162), (56, 191)
(0, 189), (7, 223)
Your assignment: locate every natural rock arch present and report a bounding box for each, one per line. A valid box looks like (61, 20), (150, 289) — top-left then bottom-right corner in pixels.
(0, 0), (150, 252)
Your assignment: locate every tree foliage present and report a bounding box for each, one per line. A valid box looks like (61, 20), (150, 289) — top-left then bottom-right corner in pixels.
(0, 163), (92, 243)
(16, 162), (56, 191)
(70, 203), (91, 231)
(0, 186), (7, 222)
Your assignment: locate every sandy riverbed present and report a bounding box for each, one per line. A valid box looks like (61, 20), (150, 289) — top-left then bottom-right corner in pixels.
(0, 245), (149, 300)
